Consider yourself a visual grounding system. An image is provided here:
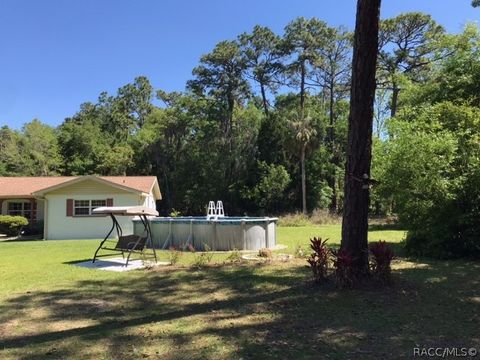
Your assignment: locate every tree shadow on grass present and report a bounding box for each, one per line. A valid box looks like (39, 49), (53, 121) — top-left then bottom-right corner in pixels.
(0, 237), (44, 243)
(0, 261), (479, 359)
(387, 241), (407, 257)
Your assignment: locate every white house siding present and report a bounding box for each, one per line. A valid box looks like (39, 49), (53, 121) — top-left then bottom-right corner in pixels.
(143, 193), (156, 208)
(44, 180), (148, 240)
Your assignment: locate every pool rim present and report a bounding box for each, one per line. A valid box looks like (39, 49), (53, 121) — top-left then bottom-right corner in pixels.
(133, 216), (279, 225)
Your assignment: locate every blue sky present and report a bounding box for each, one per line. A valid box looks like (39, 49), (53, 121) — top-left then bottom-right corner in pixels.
(0, 0), (477, 129)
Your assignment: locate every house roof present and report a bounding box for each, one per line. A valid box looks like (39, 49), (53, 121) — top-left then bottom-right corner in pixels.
(0, 176), (161, 199)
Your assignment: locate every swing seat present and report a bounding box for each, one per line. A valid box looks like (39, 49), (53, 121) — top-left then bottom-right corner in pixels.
(100, 235), (147, 252)
(116, 235), (147, 251)
(96, 235), (149, 266)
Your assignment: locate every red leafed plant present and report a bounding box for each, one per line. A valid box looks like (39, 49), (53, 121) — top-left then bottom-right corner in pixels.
(369, 241), (394, 284)
(306, 237), (329, 284)
(331, 248), (357, 289)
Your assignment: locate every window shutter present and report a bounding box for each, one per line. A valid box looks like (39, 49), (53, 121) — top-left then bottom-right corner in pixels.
(106, 198), (113, 207)
(66, 199), (73, 217)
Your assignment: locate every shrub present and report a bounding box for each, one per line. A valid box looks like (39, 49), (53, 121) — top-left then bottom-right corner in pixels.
(306, 237), (329, 284)
(278, 210), (340, 227)
(278, 213), (311, 227)
(331, 248), (357, 289)
(168, 245), (183, 265)
(375, 103), (480, 259)
(369, 241), (394, 285)
(226, 248), (242, 263)
(258, 248), (272, 258)
(169, 209), (182, 217)
(385, 215), (399, 225)
(294, 244), (307, 258)
(309, 209), (341, 225)
(0, 215), (28, 236)
(190, 243), (214, 268)
(404, 167), (480, 259)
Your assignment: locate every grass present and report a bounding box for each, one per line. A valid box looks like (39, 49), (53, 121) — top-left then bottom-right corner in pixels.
(0, 225), (478, 359)
(278, 224), (406, 254)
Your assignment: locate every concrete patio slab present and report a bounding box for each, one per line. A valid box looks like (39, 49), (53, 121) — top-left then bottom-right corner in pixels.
(72, 257), (169, 272)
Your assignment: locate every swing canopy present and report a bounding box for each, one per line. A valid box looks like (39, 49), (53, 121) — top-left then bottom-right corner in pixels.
(92, 206), (159, 217)
(91, 206), (158, 267)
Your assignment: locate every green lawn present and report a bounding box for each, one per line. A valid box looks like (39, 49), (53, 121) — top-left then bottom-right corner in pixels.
(277, 224), (406, 252)
(0, 225), (478, 359)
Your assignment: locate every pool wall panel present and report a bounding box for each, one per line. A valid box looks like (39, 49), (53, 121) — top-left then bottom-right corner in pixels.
(134, 217), (277, 251)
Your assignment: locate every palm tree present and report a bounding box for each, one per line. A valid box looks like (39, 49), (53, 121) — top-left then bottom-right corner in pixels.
(290, 113), (317, 214)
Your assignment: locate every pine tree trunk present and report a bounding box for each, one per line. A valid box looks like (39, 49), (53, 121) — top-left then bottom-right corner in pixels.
(300, 60), (307, 214)
(162, 169), (172, 211)
(260, 83), (269, 118)
(300, 61), (306, 120)
(341, 0), (381, 274)
(301, 144), (307, 214)
(328, 82), (338, 213)
(328, 81), (335, 145)
(329, 172), (338, 213)
(390, 85), (399, 118)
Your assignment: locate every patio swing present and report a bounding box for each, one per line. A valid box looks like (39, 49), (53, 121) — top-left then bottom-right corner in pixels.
(91, 206), (158, 267)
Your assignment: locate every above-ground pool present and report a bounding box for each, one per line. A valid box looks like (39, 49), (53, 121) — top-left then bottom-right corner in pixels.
(133, 216), (277, 251)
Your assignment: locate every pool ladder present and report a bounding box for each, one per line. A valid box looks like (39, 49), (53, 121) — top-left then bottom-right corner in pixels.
(207, 201), (225, 220)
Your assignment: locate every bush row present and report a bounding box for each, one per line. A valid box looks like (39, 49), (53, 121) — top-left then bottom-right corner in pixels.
(278, 210), (341, 227)
(0, 215), (29, 236)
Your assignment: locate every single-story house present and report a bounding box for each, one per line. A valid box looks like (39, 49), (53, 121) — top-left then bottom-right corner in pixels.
(0, 176), (161, 240)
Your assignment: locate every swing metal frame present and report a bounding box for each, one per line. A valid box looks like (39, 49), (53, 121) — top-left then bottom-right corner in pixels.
(91, 206), (158, 267)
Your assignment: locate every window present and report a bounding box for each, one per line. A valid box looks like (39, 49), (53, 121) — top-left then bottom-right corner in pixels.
(73, 199), (106, 216)
(7, 201), (32, 220)
(74, 200), (90, 216)
(91, 200), (106, 208)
